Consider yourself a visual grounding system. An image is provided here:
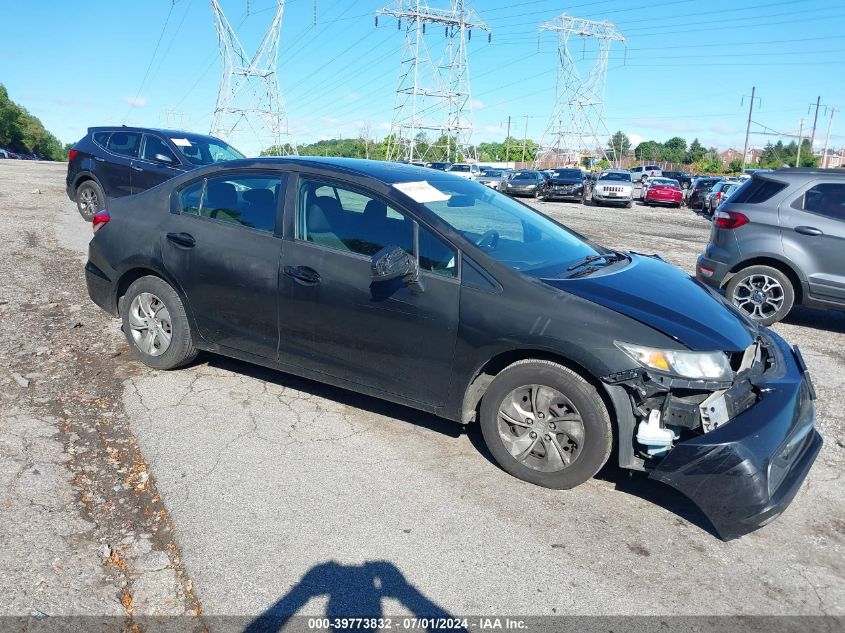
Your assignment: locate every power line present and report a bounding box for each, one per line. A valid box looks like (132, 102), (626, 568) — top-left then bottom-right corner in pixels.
(124, 3), (176, 122)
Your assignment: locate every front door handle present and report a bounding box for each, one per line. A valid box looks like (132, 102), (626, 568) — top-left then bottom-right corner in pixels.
(284, 265), (321, 284)
(94, 156), (105, 162)
(131, 165), (144, 172)
(166, 232), (195, 248)
(795, 226), (823, 236)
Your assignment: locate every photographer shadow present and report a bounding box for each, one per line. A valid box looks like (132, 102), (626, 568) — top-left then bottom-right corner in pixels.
(244, 560), (465, 633)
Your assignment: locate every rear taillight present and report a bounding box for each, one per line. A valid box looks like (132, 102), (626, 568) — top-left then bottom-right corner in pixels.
(715, 192), (723, 200)
(68, 149), (78, 161)
(714, 210), (749, 230)
(92, 210), (110, 233)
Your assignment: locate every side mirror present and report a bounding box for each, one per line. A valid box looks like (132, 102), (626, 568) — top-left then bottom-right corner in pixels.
(155, 153), (174, 164)
(371, 245), (424, 293)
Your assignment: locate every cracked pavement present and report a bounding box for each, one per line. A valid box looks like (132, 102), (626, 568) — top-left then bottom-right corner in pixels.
(2, 161), (842, 629)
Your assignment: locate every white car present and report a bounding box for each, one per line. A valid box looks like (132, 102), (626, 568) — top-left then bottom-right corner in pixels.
(446, 163), (481, 180)
(591, 170), (634, 207)
(630, 164), (662, 182)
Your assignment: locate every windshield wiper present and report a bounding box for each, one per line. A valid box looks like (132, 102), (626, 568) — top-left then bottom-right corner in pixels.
(566, 250), (626, 271)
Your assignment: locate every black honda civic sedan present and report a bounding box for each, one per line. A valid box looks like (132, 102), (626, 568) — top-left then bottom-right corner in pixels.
(84, 157), (821, 539)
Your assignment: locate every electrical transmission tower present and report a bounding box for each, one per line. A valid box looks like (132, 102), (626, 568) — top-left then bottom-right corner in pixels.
(376, 1), (489, 163)
(210, 0), (297, 156)
(538, 15), (625, 167)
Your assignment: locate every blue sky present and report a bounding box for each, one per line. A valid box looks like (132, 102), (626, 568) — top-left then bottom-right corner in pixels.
(3, 0), (844, 155)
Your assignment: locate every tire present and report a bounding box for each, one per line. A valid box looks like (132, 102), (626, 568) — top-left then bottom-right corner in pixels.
(479, 360), (612, 490)
(75, 180), (106, 221)
(725, 265), (795, 326)
(121, 275), (198, 370)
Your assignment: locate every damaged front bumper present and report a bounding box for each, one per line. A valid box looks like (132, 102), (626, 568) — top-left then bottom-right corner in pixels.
(648, 331), (821, 539)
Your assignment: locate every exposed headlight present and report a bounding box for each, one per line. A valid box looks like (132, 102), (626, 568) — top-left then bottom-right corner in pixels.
(616, 342), (733, 381)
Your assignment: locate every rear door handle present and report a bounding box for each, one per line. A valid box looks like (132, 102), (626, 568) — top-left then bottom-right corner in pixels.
(131, 165), (144, 172)
(166, 232), (195, 248)
(94, 156), (105, 162)
(284, 265), (321, 284)
(795, 226), (823, 236)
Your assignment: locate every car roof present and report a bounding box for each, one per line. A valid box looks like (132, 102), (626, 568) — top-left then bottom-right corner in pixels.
(87, 126), (224, 143)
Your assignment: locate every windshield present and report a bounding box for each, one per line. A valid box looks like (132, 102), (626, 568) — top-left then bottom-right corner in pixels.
(419, 178), (605, 277)
(512, 171), (537, 180)
(449, 164), (470, 172)
(649, 178), (679, 187)
(598, 172), (631, 182)
(551, 169), (582, 179)
(171, 135), (244, 165)
(482, 170), (503, 177)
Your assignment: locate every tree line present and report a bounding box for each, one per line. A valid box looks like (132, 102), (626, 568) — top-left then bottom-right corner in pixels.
(0, 84), (65, 160)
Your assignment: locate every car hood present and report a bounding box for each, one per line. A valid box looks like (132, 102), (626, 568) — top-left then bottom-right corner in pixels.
(543, 254), (756, 351)
(549, 177), (583, 185)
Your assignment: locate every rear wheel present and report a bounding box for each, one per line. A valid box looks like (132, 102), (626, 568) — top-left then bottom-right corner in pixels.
(121, 276), (198, 370)
(725, 265), (795, 325)
(479, 360), (612, 489)
(75, 180), (105, 221)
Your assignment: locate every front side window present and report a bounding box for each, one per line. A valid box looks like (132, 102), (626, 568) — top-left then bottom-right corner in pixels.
(297, 178), (456, 277)
(419, 178), (602, 277)
(800, 183), (845, 220)
(179, 173), (284, 232)
(141, 135), (177, 163)
(171, 135), (244, 166)
(106, 132), (141, 158)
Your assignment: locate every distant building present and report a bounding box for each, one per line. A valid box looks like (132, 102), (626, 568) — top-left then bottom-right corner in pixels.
(819, 149), (843, 169)
(719, 148), (761, 165)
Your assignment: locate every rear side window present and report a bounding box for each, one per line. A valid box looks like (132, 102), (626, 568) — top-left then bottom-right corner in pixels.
(179, 173), (285, 233)
(92, 132), (110, 146)
(798, 183), (845, 220)
(106, 132), (141, 157)
(730, 178), (787, 204)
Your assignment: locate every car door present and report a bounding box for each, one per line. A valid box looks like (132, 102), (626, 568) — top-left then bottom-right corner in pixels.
(102, 131), (141, 197)
(131, 134), (185, 193)
(779, 180), (845, 303)
(161, 170), (287, 359)
(278, 174), (460, 407)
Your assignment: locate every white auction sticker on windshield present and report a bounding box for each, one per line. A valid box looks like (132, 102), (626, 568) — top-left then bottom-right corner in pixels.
(392, 181), (451, 203)
(171, 138), (193, 147)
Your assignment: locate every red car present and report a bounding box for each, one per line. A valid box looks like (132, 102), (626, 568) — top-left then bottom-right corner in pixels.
(643, 178), (683, 207)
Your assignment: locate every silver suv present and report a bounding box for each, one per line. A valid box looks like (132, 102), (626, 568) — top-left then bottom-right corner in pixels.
(696, 168), (845, 324)
(591, 169), (633, 207)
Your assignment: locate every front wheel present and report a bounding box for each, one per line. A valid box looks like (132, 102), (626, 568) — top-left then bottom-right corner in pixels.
(725, 265), (795, 325)
(121, 276), (198, 370)
(479, 360), (612, 489)
(75, 180), (106, 221)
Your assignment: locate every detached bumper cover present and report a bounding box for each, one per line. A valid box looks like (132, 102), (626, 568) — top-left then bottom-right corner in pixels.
(649, 331), (821, 540)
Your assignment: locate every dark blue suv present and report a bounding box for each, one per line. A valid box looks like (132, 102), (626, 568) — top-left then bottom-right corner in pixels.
(66, 126), (244, 220)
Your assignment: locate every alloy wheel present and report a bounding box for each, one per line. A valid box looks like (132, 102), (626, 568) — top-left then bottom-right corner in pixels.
(731, 273), (785, 320)
(128, 292), (173, 356)
(78, 187), (99, 218)
(497, 384), (584, 473)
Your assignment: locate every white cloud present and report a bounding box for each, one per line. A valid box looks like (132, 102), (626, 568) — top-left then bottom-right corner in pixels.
(472, 99), (485, 111)
(628, 133), (644, 146)
(125, 97), (146, 107)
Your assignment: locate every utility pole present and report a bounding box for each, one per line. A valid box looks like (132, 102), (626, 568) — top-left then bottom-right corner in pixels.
(741, 86), (758, 171)
(809, 95), (821, 152)
(795, 118), (805, 167)
(505, 115), (511, 166)
(538, 14), (625, 165)
(821, 107), (838, 169)
(376, 1), (490, 162)
(521, 115), (529, 164)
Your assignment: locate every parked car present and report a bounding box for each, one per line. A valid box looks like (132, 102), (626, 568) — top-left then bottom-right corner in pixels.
(0, 148), (10, 159)
(425, 162), (452, 171)
(476, 169), (509, 191)
(445, 163), (481, 180)
(66, 126), (245, 221)
(697, 168), (845, 324)
(704, 180), (741, 216)
(544, 168), (586, 202)
(642, 178), (683, 207)
(686, 177), (722, 210)
(501, 170), (547, 198)
(662, 171), (693, 189)
(591, 170), (633, 207)
(630, 165), (662, 182)
(85, 156), (820, 539)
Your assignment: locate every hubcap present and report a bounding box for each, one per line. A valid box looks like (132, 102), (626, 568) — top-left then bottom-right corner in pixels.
(732, 274), (785, 320)
(79, 187), (99, 216)
(497, 384), (585, 473)
(128, 293), (173, 357)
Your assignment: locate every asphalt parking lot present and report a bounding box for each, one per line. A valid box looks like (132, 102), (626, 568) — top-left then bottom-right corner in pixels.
(2, 162), (843, 626)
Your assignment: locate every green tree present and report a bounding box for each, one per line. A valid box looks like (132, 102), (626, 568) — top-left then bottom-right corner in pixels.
(634, 140), (663, 162)
(686, 138), (705, 164)
(0, 84), (65, 160)
(606, 131), (631, 161)
(662, 136), (687, 164)
(728, 158), (743, 173)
